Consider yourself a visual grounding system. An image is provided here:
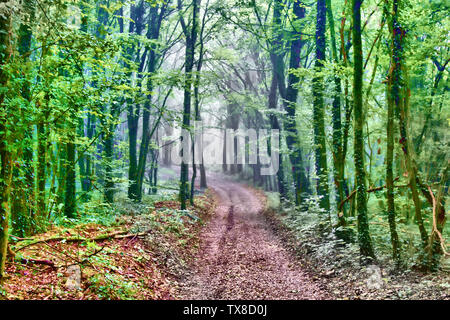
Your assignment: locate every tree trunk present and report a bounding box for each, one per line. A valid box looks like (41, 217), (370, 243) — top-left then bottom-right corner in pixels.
(179, 0), (201, 210)
(0, 1), (12, 279)
(352, 0), (375, 259)
(339, 0), (352, 215)
(103, 124), (114, 204)
(326, 0), (346, 223)
(427, 164), (448, 270)
(126, 2), (144, 201)
(386, 81), (401, 265)
(37, 108), (48, 220)
(191, 2), (209, 195)
(389, 0), (428, 247)
(135, 4), (166, 202)
(313, 0), (330, 212)
(127, 102), (139, 199)
(12, 0), (36, 235)
(268, 74), (285, 198)
(271, 0), (310, 205)
(64, 132), (76, 217)
(77, 113), (94, 201)
(222, 128), (227, 172)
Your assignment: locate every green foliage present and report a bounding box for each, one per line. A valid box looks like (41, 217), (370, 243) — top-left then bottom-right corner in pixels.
(88, 271), (139, 300)
(0, 0), (448, 282)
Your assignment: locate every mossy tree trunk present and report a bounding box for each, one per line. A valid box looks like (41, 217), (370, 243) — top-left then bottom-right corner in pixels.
(389, 0), (428, 248)
(326, 0), (346, 224)
(179, 0), (201, 210)
(12, 0), (36, 236)
(126, 2), (144, 201)
(313, 0), (330, 212)
(352, 0), (375, 259)
(191, 0), (209, 201)
(103, 121), (115, 204)
(0, 0), (13, 280)
(268, 74), (285, 199)
(64, 128), (77, 217)
(386, 80), (401, 265)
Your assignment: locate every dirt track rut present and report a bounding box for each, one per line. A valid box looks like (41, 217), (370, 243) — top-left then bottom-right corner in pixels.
(177, 175), (326, 300)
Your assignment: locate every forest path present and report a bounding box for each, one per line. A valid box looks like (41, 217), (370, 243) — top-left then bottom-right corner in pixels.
(176, 174), (327, 299)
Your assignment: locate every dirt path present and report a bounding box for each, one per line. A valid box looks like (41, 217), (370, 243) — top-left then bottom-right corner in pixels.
(177, 174), (327, 300)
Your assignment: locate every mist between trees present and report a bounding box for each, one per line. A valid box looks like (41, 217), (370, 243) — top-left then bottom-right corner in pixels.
(169, 124), (280, 175)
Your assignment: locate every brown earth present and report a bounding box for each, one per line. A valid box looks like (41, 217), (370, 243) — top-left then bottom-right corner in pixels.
(176, 174), (327, 299)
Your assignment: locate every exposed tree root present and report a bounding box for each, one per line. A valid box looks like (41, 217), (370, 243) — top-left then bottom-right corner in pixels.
(13, 230), (151, 252)
(7, 230), (151, 271)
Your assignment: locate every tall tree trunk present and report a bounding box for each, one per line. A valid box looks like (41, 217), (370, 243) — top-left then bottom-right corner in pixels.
(64, 18), (81, 214)
(78, 113), (94, 201)
(352, 0), (375, 259)
(339, 0), (352, 211)
(103, 123), (115, 203)
(386, 82), (401, 265)
(64, 129), (76, 217)
(127, 102), (139, 199)
(35, 36), (51, 221)
(313, 0), (330, 212)
(199, 163), (207, 188)
(222, 127), (227, 172)
(136, 4), (167, 202)
(0, 1), (12, 279)
(0, 131), (12, 280)
(126, 2), (144, 200)
(385, 0), (401, 265)
(326, 0), (346, 223)
(37, 105), (49, 220)
(389, 0), (428, 247)
(191, 0), (209, 197)
(77, 3), (92, 202)
(12, 0), (36, 235)
(55, 138), (66, 208)
(268, 74), (285, 199)
(179, 0), (201, 210)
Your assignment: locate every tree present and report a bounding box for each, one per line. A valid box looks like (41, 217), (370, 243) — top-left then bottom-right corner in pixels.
(179, 0), (201, 210)
(0, 0), (13, 280)
(352, 0), (375, 259)
(135, 2), (168, 202)
(325, 0), (346, 224)
(312, 0), (330, 212)
(388, 0), (428, 248)
(127, 0), (146, 201)
(385, 0), (401, 265)
(11, 0), (36, 235)
(190, 0), (211, 202)
(271, 0), (311, 205)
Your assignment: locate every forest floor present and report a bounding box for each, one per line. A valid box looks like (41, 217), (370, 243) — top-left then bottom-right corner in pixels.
(1, 172), (448, 300)
(1, 190), (216, 299)
(264, 207), (450, 300)
(262, 198), (450, 300)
